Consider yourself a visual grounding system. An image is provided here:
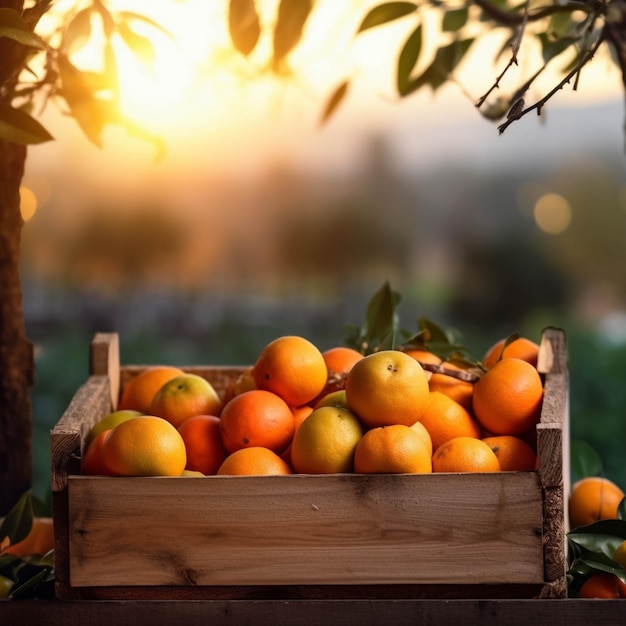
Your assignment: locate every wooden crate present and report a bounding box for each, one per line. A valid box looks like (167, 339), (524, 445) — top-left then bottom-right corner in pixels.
(51, 328), (569, 601)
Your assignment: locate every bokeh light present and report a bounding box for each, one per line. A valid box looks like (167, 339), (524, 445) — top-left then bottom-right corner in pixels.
(533, 193), (572, 234)
(20, 186), (38, 222)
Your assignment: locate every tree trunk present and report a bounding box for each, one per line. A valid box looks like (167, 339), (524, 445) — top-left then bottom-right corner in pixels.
(0, 138), (33, 515)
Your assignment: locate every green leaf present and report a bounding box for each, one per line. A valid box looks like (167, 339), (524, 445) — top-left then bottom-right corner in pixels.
(272, 0), (313, 68)
(117, 11), (173, 39)
(401, 37), (473, 96)
(319, 80), (349, 126)
(57, 53), (110, 147)
(0, 492), (34, 547)
(0, 104), (54, 145)
(229, 0), (261, 57)
(568, 519), (626, 556)
(397, 23), (422, 96)
(94, 0), (115, 37)
(537, 32), (576, 64)
(357, 2), (418, 33)
(417, 316), (450, 344)
(0, 8), (46, 50)
(579, 553), (626, 579)
(442, 7), (468, 32)
(63, 8), (93, 54)
(570, 440), (603, 484)
(117, 22), (156, 71)
(365, 281), (402, 348)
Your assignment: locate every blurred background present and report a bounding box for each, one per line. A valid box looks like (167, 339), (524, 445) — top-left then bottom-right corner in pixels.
(18, 0), (626, 498)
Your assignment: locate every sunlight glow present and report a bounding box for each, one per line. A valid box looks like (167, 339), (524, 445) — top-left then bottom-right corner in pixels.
(534, 193), (572, 235)
(20, 186), (38, 222)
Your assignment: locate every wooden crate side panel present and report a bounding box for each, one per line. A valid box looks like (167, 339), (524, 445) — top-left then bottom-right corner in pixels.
(67, 473), (544, 588)
(50, 374), (113, 601)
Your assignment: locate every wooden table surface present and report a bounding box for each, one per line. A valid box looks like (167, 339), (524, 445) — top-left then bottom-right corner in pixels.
(2, 598), (626, 626)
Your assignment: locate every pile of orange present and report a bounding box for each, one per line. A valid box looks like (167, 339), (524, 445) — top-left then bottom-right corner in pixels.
(81, 332), (550, 478)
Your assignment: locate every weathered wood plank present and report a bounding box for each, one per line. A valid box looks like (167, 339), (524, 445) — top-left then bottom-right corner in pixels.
(2, 599), (626, 626)
(67, 472), (543, 588)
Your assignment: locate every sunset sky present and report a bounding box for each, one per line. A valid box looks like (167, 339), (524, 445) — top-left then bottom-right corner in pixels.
(22, 0), (626, 221)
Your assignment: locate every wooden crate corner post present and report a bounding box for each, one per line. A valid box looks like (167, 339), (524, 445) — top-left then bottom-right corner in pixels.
(536, 327), (570, 598)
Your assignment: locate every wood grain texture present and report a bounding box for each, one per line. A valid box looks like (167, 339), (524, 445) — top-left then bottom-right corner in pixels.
(90, 333), (120, 409)
(67, 473), (543, 588)
(2, 598), (626, 626)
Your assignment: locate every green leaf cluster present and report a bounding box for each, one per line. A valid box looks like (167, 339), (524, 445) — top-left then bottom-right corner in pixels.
(1, 2), (169, 152)
(567, 440), (626, 596)
(568, 513), (626, 596)
(344, 281), (479, 369)
(0, 491), (54, 600)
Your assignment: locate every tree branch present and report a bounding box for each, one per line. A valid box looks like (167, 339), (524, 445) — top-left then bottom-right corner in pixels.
(497, 28), (605, 134)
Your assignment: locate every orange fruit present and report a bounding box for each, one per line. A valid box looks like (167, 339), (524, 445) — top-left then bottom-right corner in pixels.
(252, 335), (328, 407)
(313, 389), (349, 410)
(280, 405), (314, 465)
(428, 362), (474, 411)
(483, 336), (540, 370)
(322, 346), (364, 376)
(217, 447), (292, 476)
(2, 517), (54, 557)
(402, 348), (442, 380)
(316, 346), (364, 398)
(118, 366), (185, 413)
(432, 436), (501, 473)
(354, 424), (432, 474)
(86, 409), (142, 448)
(410, 420), (433, 457)
(472, 358), (543, 436)
(569, 476), (625, 529)
(149, 373), (222, 429)
(418, 391), (481, 452)
(290, 406), (363, 474)
(482, 435), (537, 471)
(82, 429), (112, 475)
(578, 572), (626, 598)
(345, 350), (429, 428)
(102, 415), (187, 477)
(177, 415), (229, 476)
(292, 404), (314, 431)
(219, 389), (295, 454)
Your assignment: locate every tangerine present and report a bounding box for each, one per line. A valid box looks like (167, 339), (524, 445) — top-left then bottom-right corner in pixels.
(578, 572), (626, 598)
(2, 517), (54, 558)
(149, 373), (222, 428)
(569, 476), (625, 529)
(432, 436), (501, 473)
(219, 389), (295, 454)
(345, 350), (429, 428)
(483, 336), (540, 370)
(102, 415), (187, 477)
(418, 391), (481, 452)
(482, 435), (537, 471)
(217, 447), (292, 476)
(472, 358), (543, 436)
(290, 406), (363, 474)
(354, 424), (432, 474)
(428, 362), (474, 411)
(252, 335), (328, 407)
(118, 366), (185, 413)
(82, 429), (112, 475)
(177, 414), (229, 475)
